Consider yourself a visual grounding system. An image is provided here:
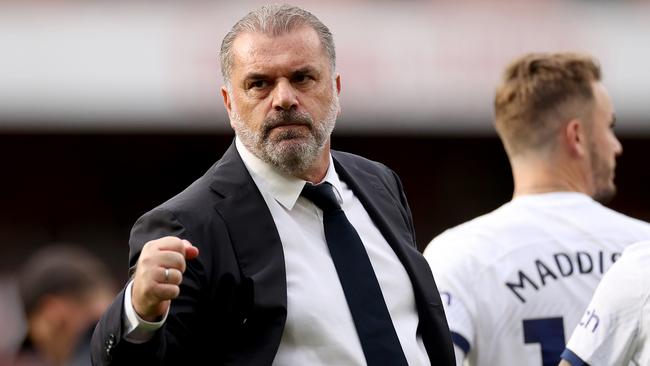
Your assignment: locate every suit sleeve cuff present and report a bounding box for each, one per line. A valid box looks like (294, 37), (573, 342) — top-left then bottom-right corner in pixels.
(122, 280), (168, 344)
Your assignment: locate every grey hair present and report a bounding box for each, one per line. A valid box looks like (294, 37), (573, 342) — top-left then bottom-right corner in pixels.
(220, 4), (336, 85)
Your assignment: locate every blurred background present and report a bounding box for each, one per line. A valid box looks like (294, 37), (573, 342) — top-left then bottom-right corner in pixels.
(2, 0), (650, 359)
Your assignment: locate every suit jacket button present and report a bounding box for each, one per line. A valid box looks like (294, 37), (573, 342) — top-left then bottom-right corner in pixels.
(105, 333), (116, 354)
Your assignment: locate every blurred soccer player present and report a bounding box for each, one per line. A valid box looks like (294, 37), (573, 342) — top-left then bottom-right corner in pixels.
(423, 52), (650, 366)
(560, 240), (650, 366)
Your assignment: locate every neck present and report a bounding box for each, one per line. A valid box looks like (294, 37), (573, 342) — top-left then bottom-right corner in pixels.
(299, 142), (331, 183)
(510, 153), (589, 199)
(298, 156), (329, 184)
(514, 183), (576, 197)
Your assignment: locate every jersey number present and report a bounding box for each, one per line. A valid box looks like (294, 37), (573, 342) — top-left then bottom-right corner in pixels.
(523, 317), (565, 366)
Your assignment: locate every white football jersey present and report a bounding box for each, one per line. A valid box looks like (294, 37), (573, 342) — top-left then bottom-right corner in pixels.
(423, 192), (650, 366)
(562, 241), (650, 366)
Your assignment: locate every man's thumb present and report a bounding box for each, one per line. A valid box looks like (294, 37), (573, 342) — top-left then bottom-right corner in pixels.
(182, 239), (200, 260)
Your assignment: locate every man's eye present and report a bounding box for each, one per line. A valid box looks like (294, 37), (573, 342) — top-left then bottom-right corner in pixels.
(293, 74), (311, 84)
(249, 80), (267, 89)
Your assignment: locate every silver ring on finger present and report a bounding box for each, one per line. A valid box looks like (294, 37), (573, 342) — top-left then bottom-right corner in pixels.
(164, 267), (170, 283)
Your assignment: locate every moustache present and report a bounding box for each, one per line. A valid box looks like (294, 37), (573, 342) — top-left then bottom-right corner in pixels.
(262, 111), (313, 136)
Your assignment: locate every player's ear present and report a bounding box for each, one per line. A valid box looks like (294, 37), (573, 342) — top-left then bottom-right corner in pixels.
(564, 118), (587, 158)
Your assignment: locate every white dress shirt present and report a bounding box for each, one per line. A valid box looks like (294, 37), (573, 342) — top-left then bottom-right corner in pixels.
(123, 138), (429, 365)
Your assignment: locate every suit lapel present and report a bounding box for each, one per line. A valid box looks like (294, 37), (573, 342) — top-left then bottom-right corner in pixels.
(333, 154), (455, 363)
(208, 142), (287, 361)
(332, 155), (439, 306)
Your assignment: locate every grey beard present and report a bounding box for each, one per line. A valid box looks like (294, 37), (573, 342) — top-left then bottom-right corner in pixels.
(262, 118), (323, 176)
(231, 100), (337, 177)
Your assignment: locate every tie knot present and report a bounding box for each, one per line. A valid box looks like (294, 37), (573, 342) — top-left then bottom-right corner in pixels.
(301, 182), (340, 212)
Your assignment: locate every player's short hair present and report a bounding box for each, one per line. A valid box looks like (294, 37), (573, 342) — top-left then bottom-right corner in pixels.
(219, 4), (336, 86)
(494, 52), (601, 156)
(18, 244), (113, 317)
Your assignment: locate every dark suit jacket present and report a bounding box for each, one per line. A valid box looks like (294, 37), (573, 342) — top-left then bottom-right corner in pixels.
(91, 141), (454, 365)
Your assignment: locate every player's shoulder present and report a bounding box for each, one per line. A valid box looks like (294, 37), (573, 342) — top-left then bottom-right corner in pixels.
(618, 240), (650, 271)
(426, 201), (526, 251)
(591, 201), (650, 231)
(589, 241), (650, 307)
(423, 203), (521, 270)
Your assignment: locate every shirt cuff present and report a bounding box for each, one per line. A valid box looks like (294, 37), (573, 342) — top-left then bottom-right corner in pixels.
(122, 280), (168, 344)
(561, 348), (590, 366)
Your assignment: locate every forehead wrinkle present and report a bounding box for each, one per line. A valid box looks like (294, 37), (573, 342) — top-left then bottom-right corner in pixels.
(230, 28), (328, 78)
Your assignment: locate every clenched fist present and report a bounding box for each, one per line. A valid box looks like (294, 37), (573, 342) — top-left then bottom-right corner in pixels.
(131, 236), (199, 321)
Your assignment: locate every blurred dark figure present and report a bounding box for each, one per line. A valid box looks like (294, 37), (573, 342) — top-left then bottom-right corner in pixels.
(12, 245), (115, 366)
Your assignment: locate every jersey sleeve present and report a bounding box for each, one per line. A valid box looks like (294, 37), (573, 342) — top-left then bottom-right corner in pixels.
(562, 252), (644, 366)
(423, 232), (478, 358)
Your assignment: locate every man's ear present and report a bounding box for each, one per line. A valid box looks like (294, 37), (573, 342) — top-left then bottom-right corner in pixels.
(221, 86), (232, 115)
(335, 74), (341, 96)
(335, 74), (342, 117)
(564, 118), (588, 157)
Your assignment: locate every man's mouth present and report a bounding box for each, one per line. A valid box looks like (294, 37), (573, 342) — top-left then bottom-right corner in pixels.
(271, 123), (309, 131)
(265, 121), (311, 136)
(264, 122), (311, 142)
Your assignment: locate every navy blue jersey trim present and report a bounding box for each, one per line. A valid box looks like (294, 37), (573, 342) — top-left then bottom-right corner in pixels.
(561, 348), (590, 366)
(450, 331), (470, 355)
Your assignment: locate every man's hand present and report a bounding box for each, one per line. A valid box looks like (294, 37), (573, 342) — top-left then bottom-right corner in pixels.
(131, 236), (199, 321)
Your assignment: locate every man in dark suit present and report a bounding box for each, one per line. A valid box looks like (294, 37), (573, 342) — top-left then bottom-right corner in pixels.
(91, 4), (454, 365)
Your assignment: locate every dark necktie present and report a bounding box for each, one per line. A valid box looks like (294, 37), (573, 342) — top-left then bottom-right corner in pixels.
(301, 182), (409, 366)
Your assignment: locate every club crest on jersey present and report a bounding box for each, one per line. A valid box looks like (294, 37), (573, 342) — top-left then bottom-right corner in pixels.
(505, 250), (621, 303)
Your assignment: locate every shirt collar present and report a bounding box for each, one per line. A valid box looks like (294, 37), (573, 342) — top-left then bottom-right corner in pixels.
(235, 137), (343, 210)
(511, 191), (594, 205)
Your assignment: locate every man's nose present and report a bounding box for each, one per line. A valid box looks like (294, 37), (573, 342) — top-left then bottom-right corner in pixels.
(614, 136), (623, 157)
(272, 79), (298, 111)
